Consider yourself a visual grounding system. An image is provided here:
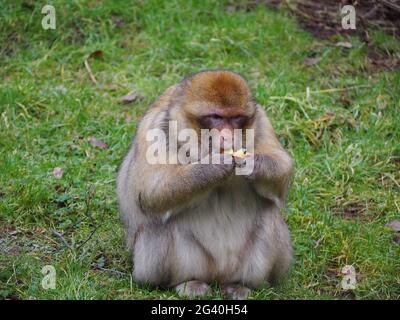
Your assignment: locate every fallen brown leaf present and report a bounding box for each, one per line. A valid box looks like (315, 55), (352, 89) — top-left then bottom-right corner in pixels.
(88, 50), (103, 59)
(112, 16), (125, 28)
(303, 57), (320, 65)
(53, 167), (64, 179)
(341, 265), (357, 290)
(386, 220), (400, 231)
(120, 90), (143, 104)
(88, 137), (108, 149)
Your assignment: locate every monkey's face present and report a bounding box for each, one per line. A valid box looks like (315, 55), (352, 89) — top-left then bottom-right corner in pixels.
(179, 70), (257, 154)
(182, 101), (256, 155)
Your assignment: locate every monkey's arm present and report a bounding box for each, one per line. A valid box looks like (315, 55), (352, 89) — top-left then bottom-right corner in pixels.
(126, 86), (235, 215)
(134, 155), (234, 214)
(246, 109), (293, 208)
(246, 151), (292, 208)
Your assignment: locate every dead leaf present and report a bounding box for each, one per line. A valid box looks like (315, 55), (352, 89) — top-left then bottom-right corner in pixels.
(112, 16), (125, 28)
(341, 265), (356, 275)
(303, 57), (320, 65)
(341, 265), (357, 290)
(88, 137), (108, 149)
(386, 220), (400, 231)
(120, 90), (143, 104)
(53, 167), (64, 179)
(336, 41), (352, 48)
(88, 50), (103, 59)
(393, 235), (400, 244)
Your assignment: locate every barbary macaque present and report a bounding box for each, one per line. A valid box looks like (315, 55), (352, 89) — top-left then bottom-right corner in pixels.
(117, 70), (293, 299)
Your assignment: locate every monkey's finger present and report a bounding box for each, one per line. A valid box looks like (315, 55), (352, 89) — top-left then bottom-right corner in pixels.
(233, 156), (246, 168)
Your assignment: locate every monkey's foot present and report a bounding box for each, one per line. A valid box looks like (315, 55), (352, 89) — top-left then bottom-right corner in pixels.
(221, 284), (251, 300)
(175, 280), (212, 298)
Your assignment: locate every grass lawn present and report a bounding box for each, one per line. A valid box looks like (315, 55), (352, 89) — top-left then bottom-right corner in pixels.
(0, 0), (399, 300)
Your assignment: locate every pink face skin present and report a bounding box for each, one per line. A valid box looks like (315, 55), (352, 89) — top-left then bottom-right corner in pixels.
(199, 114), (250, 150)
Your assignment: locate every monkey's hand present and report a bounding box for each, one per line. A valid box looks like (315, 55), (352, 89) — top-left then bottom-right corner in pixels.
(241, 152), (292, 209)
(197, 153), (235, 181)
(232, 153), (252, 169)
(242, 154), (289, 181)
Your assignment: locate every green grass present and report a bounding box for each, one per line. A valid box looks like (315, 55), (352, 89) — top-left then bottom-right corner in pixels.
(1, 0), (399, 300)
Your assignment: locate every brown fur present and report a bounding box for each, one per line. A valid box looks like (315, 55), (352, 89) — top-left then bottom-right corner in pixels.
(117, 70), (293, 299)
(185, 70), (251, 108)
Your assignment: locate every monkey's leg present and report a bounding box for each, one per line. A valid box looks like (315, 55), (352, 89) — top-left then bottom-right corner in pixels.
(134, 221), (217, 290)
(175, 280), (212, 298)
(221, 284), (251, 300)
(234, 210), (292, 289)
(133, 223), (175, 286)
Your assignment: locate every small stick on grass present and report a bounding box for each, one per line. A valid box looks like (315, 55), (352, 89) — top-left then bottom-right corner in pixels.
(76, 185), (101, 250)
(52, 229), (72, 249)
(96, 267), (127, 277)
(314, 235), (325, 249)
(84, 59), (98, 84)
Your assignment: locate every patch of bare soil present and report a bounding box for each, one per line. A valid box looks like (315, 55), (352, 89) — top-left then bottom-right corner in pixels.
(289, 0), (400, 71)
(277, 0), (400, 39)
(227, 0), (400, 71)
(331, 198), (376, 220)
(238, 0), (400, 39)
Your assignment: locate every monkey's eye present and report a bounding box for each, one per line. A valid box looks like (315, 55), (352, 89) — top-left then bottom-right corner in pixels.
(199, 115), (224, 128)
(230, 116), (249, 128)
(210, 115), (223, 120)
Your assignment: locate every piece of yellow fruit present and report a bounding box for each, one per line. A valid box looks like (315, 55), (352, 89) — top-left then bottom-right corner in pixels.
(224, 148), (250, 158)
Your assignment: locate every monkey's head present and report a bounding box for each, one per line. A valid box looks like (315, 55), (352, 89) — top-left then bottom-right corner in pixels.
(179, 70), (257, 151)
